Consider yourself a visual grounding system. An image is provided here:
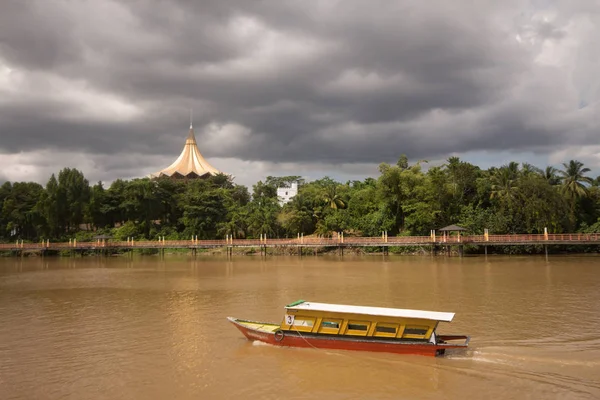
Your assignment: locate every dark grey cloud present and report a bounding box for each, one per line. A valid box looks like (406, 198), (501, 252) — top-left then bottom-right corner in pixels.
(0, 0), (599, 185)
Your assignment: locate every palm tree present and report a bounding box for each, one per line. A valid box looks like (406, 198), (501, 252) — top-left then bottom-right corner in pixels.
(282, 193), (315, 234)
(540, 166), (560, 186)
(521, 163), (542, 177)
(558, 160), (593, 199)
(323, 185), (347, 210)
(444, 156), (461, 196)
(506, 161), (520, 178)
(490, 167), (519, 202)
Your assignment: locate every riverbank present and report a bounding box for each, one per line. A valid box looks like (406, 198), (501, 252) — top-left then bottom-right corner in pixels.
(2, 243), (598, 257)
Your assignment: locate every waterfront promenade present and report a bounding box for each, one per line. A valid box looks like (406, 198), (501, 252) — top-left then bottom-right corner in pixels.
(1, 233), (599, 254)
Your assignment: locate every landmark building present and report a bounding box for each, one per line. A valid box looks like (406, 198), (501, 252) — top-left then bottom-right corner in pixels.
(152, 124), (223, 179)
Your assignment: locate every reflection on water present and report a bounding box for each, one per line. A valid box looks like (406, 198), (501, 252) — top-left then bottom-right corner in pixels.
(1, 255), (599, 399)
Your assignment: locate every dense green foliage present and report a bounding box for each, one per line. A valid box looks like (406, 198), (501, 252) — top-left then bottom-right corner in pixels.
(1, 157), (599, 244)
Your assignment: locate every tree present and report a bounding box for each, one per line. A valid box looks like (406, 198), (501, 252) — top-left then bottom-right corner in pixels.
(87, 182), (107, 229)
(279, 192), (315, 235)
(217, 183), (251, 239)
(490, 167), (519, 203)
(558, 160), (594, 230)
(120, 179), (161, 237)
(558, 160), (593, 199)
(378, 159), (431, 234)
(51, 168), (91, 232)
(322, 184), (347, 210)
(0, 182), (11, 239)
(246, 180), (281, 237)
(179, 181), (230, 239)
(442, 157), (480, 219)
(397, 154), (409, 169)
(41, 174), (66, 236)
(516, 175), (569, 233)
(2, 182), (45, 240)
(103, 179), (128, 227)
(521, 163), (542, 177)
(540, 166), (561, 186)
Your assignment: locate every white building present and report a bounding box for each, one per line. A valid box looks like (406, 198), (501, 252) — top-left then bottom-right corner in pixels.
(277, 182), (298, 205)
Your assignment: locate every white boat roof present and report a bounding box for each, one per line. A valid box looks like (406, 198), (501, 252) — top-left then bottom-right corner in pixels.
(285, 301), (455, 322)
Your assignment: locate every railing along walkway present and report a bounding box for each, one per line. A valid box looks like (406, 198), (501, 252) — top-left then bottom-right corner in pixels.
(1, 233), (600, 252)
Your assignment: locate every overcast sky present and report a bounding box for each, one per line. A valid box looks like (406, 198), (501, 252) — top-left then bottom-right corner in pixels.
(0, 0), (599, 188)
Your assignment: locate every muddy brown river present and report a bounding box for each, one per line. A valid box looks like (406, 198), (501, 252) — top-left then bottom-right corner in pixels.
(1, 255), (599, 399)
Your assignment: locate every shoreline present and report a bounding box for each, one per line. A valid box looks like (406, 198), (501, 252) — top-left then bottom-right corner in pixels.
(1, 244), (598, 258)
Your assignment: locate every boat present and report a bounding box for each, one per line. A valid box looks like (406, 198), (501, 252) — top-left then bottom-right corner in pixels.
(228, 300), (470, 356)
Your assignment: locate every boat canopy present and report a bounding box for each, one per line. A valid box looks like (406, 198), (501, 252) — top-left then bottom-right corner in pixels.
(285, 301), (455, 322)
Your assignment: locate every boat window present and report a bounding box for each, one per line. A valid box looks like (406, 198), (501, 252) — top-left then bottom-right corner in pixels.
(376, 326), (396, 334)
(289, 316), (315, 332)
(292, 318), (314, 327)
(348, 323), (368, 331)
(374, 322), (399, 338)
(345, 320), (371, 336)
(404, 327), (428, 335)
(403, 326), (429, 337)
(318, 318), (343, 334)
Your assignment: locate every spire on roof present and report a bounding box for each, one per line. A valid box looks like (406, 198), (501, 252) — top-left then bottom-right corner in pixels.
(187, 124), (196, 141)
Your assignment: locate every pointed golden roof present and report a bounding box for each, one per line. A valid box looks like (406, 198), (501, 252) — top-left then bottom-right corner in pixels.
(152, 125), (222, 179)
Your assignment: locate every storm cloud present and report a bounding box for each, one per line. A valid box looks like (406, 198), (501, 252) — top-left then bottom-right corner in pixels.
(0, 0), (599, 186)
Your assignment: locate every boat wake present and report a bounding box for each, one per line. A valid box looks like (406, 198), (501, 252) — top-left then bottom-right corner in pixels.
(459, 348), (600, 367)
(446, 350), (509, 365)
(441, 348), (600, 398)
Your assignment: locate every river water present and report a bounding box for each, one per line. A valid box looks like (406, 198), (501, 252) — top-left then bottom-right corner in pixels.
(0, 255), (599, 399)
